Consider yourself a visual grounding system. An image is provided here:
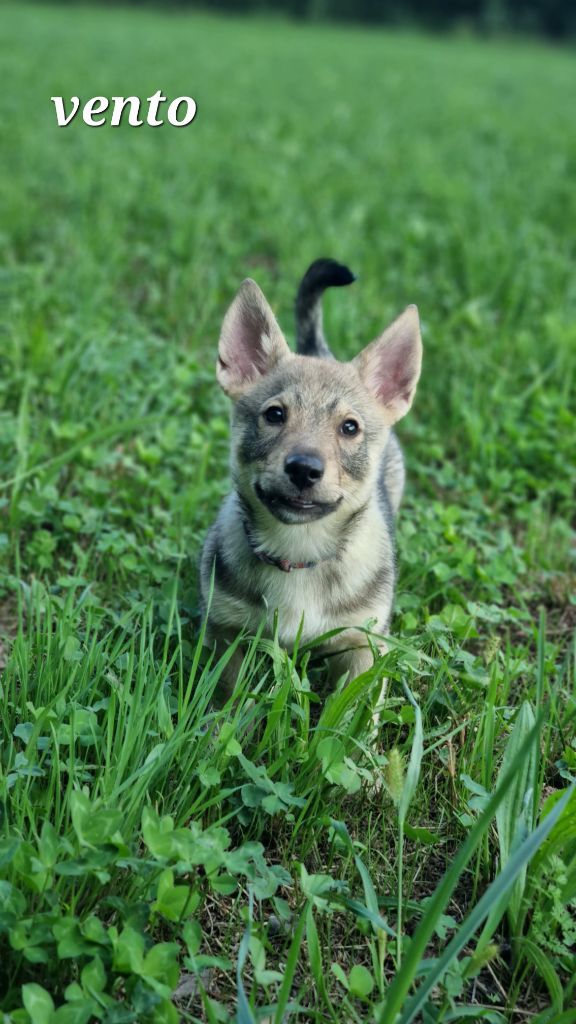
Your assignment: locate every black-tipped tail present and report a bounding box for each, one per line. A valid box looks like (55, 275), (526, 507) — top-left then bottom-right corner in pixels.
(295, 258), (356, 358)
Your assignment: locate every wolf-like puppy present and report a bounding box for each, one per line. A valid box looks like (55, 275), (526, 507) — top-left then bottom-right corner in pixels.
(201, 260), (422, 696)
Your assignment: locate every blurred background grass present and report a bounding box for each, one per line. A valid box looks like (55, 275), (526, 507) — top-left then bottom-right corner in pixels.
(0, 0), (574, 637)
(2, 4), (574, 581)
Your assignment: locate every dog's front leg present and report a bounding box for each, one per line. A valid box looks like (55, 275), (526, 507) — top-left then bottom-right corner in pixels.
(324, 631), (388, 732)
(207, 631), (246, 705)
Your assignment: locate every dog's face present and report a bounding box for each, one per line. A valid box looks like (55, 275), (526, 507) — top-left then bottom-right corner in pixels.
(217, 280), (422, 526)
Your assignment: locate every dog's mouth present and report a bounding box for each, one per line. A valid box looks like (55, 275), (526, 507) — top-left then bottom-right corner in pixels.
(255, 483), (342, 522)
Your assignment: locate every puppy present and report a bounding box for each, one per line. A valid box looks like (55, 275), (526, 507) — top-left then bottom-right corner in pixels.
(201, 259), (422, 699)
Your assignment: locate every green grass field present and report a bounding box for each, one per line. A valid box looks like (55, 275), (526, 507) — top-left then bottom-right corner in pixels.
(1, 4), (575, 1022)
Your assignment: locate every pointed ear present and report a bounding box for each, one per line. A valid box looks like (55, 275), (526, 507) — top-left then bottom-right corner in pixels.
(216, 279), (291, 398)
(353, 305), (422, 424)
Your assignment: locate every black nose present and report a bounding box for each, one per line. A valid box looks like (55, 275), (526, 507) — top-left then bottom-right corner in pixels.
(284, 452), (325, 490)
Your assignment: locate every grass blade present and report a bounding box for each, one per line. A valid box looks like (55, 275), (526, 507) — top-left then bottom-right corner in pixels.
(236, 891), (257, 1024)
(377, 717), (545, 1024)
(395, 783), (574, 1024)
(398, 683), (423, 827)
(272, 905), (308, 1024)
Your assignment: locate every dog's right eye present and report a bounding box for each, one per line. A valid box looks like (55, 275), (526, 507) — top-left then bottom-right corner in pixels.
(263, 405), (285, 425)
(341, 418), (360, 437)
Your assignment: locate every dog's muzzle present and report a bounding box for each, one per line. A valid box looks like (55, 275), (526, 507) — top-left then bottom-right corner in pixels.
(254, 481), (342, 523)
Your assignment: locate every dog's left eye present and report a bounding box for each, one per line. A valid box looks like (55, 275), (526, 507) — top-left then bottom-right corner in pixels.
(341, 419), (360, 437)
(263, 405), (285, 425)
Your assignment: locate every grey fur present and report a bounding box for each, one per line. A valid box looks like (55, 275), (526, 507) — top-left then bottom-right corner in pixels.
(340, 434), (370, 481)
(329, 560), (394, 620)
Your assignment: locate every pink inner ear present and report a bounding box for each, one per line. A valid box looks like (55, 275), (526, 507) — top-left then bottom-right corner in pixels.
(231, 308), (270, 380)
(375, 338), (416, 406)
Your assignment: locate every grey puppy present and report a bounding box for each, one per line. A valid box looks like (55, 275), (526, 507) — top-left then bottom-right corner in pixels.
(201, 260), (422, 697)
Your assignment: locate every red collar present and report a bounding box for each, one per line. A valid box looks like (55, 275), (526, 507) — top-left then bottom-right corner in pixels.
(243, 521), (317, 573)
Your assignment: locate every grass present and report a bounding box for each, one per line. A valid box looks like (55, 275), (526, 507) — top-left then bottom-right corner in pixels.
(1, 3), (575, 1022)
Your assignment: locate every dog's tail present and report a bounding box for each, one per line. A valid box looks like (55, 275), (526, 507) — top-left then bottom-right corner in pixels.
(295, 258), (356, 358)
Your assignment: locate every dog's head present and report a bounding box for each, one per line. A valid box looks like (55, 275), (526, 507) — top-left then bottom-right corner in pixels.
(217, 279), (422, 525)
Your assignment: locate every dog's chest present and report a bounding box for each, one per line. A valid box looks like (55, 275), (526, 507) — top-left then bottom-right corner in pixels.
(225, 538), (390, 646)
(204, 493), (395, 647)
(256, 567), (334, 643)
